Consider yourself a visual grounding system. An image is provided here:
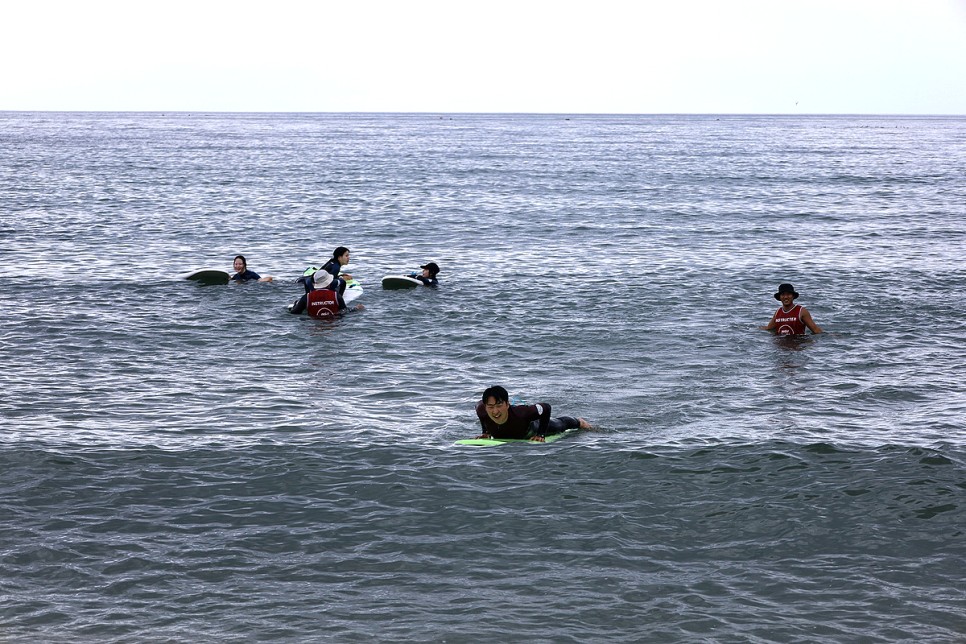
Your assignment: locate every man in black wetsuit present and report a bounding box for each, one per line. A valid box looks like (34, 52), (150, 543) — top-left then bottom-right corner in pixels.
(475, 385), (591, 442)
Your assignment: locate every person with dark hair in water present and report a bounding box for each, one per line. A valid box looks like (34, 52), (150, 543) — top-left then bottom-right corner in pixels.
(318, 246), (353, 294)
(297, 246), (353, 294)
(409, 262), (440, 287)
(475, 385), (591, 442)
(760, 283), (823, 336)
(229, 255), (273, 282)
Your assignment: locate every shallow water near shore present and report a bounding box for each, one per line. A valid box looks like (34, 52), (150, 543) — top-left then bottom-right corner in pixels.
(1, 112), (964, 641)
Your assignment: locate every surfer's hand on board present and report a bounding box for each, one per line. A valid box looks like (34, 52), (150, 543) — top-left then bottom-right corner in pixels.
(529, 435), (546, 442)
(476, 433), (492, 440)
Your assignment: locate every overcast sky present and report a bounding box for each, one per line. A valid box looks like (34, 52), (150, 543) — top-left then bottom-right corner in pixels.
(3, 0), (965, 114)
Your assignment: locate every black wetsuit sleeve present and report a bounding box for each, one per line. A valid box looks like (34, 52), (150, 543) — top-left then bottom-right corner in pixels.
(476, 403), (490, 433)
(535, 403), (552, 436)
(409, 274), (438, 287)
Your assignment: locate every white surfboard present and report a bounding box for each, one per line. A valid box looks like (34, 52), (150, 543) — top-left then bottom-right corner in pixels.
(343, 278), (364, 303)
(180, 268), (230, 285)
(381, 275), (420, 290)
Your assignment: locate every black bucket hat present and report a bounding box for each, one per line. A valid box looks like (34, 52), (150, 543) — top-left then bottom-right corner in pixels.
(421, 262), (440, 276)
(774, 283), (800, 300)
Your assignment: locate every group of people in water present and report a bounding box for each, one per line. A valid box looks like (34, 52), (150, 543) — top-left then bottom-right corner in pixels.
(227, 247), (822, 442)
(227, 247), (441, 318)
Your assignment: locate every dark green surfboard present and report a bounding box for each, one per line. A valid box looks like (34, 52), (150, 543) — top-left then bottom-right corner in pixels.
(182, 269), (230, 285)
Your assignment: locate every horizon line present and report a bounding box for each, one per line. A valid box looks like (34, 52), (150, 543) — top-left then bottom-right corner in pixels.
(2, 109), (964, 118)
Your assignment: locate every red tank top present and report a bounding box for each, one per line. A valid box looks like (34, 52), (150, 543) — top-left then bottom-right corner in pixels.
(307, 289), (340, 319)
(773, 304), (806, 336)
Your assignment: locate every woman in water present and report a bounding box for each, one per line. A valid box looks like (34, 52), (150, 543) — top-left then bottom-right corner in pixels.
(229, 255), (273, 282)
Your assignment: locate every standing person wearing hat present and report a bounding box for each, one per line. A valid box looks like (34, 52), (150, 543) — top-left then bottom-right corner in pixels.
(761, 283), (823, 336)
(409, 262), (440, 287)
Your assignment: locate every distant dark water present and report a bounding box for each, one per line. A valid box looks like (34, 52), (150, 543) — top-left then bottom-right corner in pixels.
(1, 112), (964, 641)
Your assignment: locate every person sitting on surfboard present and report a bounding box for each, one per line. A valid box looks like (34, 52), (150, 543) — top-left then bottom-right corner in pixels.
(229, 255), (273, 282)
(760, 283), (823, 336)
(297, 246), (354, 295)
(476, 385), (591, 443)
(409, 262), (440, 287)
(288, 270), (363, 315)
(314, 247), (354, 293)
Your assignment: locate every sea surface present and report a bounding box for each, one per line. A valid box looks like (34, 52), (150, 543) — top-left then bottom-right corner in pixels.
(1, 112), (964, 642)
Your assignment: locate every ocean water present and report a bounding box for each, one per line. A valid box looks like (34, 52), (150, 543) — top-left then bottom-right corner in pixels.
(1, 112), (964, 642)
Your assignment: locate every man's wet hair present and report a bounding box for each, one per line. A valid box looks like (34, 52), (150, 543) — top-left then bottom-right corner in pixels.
(481, 386), (509, 404)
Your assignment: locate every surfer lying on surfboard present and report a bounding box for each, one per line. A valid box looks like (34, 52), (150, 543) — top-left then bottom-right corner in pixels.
(476, 385), (592, 443)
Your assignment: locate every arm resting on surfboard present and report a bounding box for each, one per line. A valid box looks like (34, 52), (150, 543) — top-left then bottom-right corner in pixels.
(530, 403), (552, 439)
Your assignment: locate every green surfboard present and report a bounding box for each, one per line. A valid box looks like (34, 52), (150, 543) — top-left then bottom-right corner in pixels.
(455, 430), (577, 447)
